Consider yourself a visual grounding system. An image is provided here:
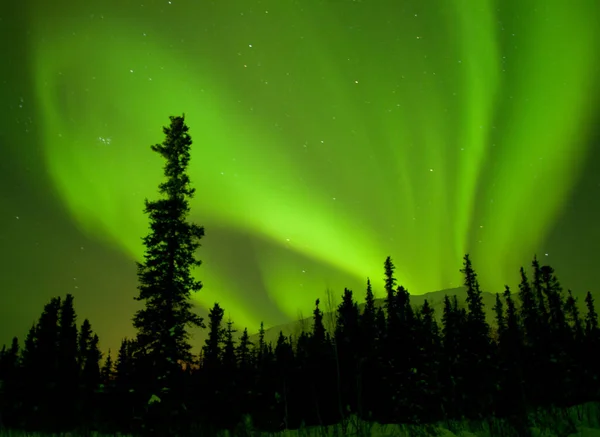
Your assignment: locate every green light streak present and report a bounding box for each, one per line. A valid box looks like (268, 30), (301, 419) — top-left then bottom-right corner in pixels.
(30, 0), (600, 329)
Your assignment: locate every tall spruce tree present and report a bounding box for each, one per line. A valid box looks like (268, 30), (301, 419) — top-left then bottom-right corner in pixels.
(334, 288), (360, 416)
(21, 324), (38, 374)
(236, 327), (253, 370)
(28, 296), (62, 429)
(584, 292), (600, 398)
(359, 279), (380, 421)
(37, 297), (61, 382)
(383, 256), (397, 323)
(78, 319), (92, 374)
(532, 256), (548, 324)
(312, 299), (326, 346)
(133, 115), (205, 391)
(0, 337), (20, 425)
(460, 255), (493, 418)
(335, 288), (360, 347)
(517, 267), (538, 347)
(565, 290), (584, 342)
(0, 337), (19, 380)
(203, 303), (225, 371)
(236, 327), (254, 418)
(222, 319), (237, 373)
(82, 333), (102, 390)
(496, 285), (526, 418)
(503, 286), (522, 349)
(360, 278), (377, 345)
(563, 290), (585, 404)
(57, 294), (79, 428)
(101, 349), (114, 387)
(115, 339), (134, 392)
(413, 300), (442, 422)
(256, 321), (266, 366)
(461, 255), (489, 336)
(585, 291), (599, 337)
(541, 265), (568, 335)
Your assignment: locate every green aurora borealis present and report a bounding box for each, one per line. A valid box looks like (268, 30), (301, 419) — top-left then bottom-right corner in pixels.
(1, 0), (600, 353)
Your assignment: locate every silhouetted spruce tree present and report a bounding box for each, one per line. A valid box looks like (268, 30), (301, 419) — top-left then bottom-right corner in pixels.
(274, 332), (294, 429)
(82, 333), (102, 390)
(460, 254), (494, 419)
(112, 338), (138, 433)
(203, 303), (224, 371)
(115, 339), (135, 391)
(531, 257), (550, 404)
(461, 255), (489, 338)
(222, 318), (241, 429)
(375, 306), (386, 340)
(335, 289), (360, 348)
(334, 288), (360, 416)
(494, 286), (525, 418)
(132, 115), (205, 398)
(312, 299), (326, 346)
(389, 285), (418, 423)
(308, 298), (336, 425)
(101, 349), (114, 388)
(255, 342), (279, 431)
(412, 299), (442, 422)
(517, 265), (544, 406)
(20, 326), (37, 376)
(0, 337), (20, 427)
(0, 345), (5, 378)
(18, 324), (39, 427)
(256, 321), (266, 366)
(294, 331), (312, 422)
(532, 256), (548, 323)
(37, 297), (61, 374)
(503, 286), (521, 346)
(357, 278), (377, 420)
(493, 292), (507, 342)
(565, 290), (584, 343)
(57, 294), (79, 429)
(201, 303), (225, 427)
(540, 264), (570, 407)
(381, 258), (403, 422)
(503, 285), (526, 412)
(584, 292), (600, 399)
(0, 337), (19, 379)
(585, 291), (599, 337)
(80, 333), (102, 428)
(383, 256), (397, 326)
(541, 265), (567, 333)
(369, 303), (387, 420)
(34, 296), (62, 430)
(360, 278), (377, 347)
(222, 319), (237, 373)
(235, 327), (254, 418)
(440, 294), (465, 419)
(564, 289), (585, 405)
(237, 327), (252, 370)
(78, 319), (92, 374)
(517, 267), (538, 347)
(96, 349), (115, 432)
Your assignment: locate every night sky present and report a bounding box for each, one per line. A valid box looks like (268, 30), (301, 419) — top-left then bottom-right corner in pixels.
(1, 0), (599, 355)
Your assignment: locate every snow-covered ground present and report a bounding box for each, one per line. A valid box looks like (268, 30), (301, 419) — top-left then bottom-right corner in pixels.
(3, 402), (600, 437)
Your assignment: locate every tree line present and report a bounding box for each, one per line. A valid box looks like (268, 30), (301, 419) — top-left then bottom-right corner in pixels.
(1, 115), (598, 435)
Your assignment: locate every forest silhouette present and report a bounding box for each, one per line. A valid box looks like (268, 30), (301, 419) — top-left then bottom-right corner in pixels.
(1, 116), (598, 436)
